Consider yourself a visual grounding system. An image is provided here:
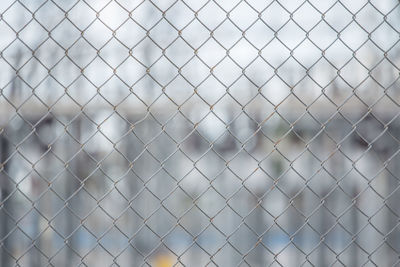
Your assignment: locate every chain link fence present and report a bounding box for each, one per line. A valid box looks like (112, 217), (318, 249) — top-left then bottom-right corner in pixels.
(0, 0), (400, 266)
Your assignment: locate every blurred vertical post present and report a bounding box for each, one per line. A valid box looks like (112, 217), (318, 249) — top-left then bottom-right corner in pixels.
(124, 121), (140, 265)
(317, 134), (328, 266)
(0, 47), (23, 266)
(0, 133), (11, 267)
(65, 116), (82, 266)
(388, 124), (400, 257)
(351, 185), (359, 266)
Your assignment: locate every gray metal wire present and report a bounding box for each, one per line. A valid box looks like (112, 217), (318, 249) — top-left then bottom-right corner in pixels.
(0, 0), (400, 266)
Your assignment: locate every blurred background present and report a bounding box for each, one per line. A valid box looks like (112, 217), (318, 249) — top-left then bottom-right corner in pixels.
(0, 0), (400, 266)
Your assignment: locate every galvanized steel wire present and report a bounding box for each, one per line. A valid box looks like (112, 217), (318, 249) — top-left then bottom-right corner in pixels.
(1, 0), (400, 266)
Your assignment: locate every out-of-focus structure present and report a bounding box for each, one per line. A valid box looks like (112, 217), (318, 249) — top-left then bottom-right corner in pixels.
(1, 0), (400, 266)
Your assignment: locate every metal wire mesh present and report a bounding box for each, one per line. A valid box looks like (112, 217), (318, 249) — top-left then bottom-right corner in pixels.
(1, 0), (400, 266)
